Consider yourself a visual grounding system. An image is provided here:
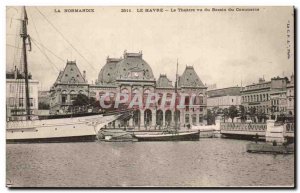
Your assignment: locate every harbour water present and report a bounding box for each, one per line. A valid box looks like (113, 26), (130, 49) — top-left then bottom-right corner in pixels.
(6, 138), (294, 187)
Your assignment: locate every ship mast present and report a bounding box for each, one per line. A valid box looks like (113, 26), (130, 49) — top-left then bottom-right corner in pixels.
(20, 6), (31, 120)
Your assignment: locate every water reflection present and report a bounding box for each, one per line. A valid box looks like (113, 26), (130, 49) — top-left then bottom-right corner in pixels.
(6, 138), (294, 187)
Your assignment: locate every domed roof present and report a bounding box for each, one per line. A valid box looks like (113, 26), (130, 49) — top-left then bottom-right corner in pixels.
(97, 51), (154, 85)
(97, 57), (122, 85)
(178, 66), (205, 87)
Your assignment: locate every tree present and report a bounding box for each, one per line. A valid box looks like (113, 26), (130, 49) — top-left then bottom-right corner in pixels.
(73, 94), (89, 106)
(206, 109), (216, 125)
(257, 109), (267, 123)
(239, 105), (247, 122)
(72, 94), (98, 113)
(38, 102), (50, 110)
(228, 105), (238, 122)
(248, 107), (257, 123)
(223, 108), (229, 123)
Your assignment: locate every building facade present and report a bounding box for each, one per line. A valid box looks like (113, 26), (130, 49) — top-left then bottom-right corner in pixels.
(6, 71), (39, 120)
(207, 86), (242, 110)
(241, 76), (293, 119)
(89, 51), (208, 129)
(49, 60), (89, 114)
(286, 74), (294, 115)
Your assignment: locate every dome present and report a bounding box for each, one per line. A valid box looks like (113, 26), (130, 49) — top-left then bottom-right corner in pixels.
(97, 57), (122, 85)
(115, 52), (154, 80)
(97, 51), (154, 85)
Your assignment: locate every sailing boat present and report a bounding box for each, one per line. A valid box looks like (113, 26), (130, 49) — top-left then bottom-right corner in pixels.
(6, 7), (119, 143)
(132, 60), (200, 141)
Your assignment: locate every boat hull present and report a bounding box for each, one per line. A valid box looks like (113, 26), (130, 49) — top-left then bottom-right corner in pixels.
(6, 135), (96, 143)
(246, 142), (294, 154)
(6, 114), (117, 143)
(133, 131), (200, 141)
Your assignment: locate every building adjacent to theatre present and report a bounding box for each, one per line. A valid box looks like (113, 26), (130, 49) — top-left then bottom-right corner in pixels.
(286, 74), (295, 115)
(207, 86), (242, 110)
(51, 51), (208, 129)
(6, 70), (39, 120)
(49, 60), (89, 114)
(241, 76), (294, 119)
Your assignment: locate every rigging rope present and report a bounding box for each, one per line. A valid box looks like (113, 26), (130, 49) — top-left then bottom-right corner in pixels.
(30, 37), (65, 63)
(28, 9), (60, 73)
(35, 7), (96, 71)
(6, 44), (22, 49)
(31, 40), (60, 72)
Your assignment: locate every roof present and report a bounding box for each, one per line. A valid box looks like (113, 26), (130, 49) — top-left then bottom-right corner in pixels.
(178, 66), (204, 87)
(156, 74), (173, 88)
(97, 57), (122, 85)
(207, 86), (241, 97)
(55, 61), (86, 84)
(97, 51), (154, 85)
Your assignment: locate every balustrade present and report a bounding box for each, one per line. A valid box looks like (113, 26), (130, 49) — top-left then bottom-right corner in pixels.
(220, 122), (267, 131)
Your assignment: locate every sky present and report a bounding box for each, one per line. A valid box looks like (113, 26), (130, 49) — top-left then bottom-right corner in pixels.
(6, 6), (294, 90)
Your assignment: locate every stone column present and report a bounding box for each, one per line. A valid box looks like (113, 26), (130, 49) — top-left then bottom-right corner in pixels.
(189, 110), (192, 125)
(163, 110), (166, 127)
(266, 120), (284, 144)
(196, 112), (200, 126)
(67, 94), (71, 103)
(140, 109), (144, 129)
(171, 110), (174, 125)
(129, 117), (133, 128)
(152, 109), (156, 129)
(181, 110), (185, 126)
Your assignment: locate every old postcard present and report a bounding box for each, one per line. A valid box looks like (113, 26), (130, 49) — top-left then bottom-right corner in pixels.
(6, 6), (294, 187)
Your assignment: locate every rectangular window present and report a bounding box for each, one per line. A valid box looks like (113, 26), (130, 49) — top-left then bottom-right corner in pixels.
(185, 114), (189, 124)
(20, 85), (24, 94)
(19, 98), (24, 107)
(10, 85), (15, 93)
(9, 97), (15, 107)
(29, 98), (34, 107)
(199, 115), (203, 123)
(62, 95), (67, 103)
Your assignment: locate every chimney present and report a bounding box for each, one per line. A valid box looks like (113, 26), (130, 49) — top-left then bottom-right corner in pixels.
(14, 66), (17, 79)
(258, 77), (265, 83)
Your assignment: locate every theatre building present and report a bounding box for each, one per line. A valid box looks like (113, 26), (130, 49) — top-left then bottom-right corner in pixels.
(90, 51), (208, 130)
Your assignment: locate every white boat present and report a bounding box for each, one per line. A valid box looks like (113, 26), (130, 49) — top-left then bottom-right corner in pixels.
(7, 114), (119, 143)
(6, 7), (119, 143)
(132, 130), (200, 141)
(97, 128), (137, 142)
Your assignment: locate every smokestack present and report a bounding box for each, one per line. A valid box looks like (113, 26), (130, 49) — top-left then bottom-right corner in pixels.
(14, 66), (17, 79)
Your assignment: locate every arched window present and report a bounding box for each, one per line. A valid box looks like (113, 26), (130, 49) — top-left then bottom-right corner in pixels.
(143, 89), (151, 104)
(61, 90), (67, 103)
(69, 90), (77, 101)
(199, 94), (204, 105)
(120, 88), (129, 102)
